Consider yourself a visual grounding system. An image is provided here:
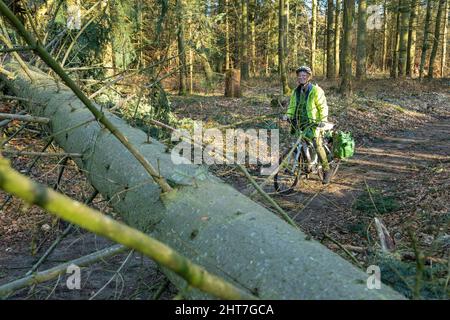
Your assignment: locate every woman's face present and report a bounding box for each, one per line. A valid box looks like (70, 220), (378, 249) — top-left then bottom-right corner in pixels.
(297, 71), (310, 85)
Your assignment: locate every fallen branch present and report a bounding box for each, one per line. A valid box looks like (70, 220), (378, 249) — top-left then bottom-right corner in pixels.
(0, 156), (256, 300)
(0, 113), (50, 124)
(0, 110), (26, 128)
(25, 190), (99, 276)
(0, 46), (34, 53)
(0, 138), (53, 211)
(323, 233), (364, 269)
(1, 150), (82, 158)
(0, 244), (127, 298)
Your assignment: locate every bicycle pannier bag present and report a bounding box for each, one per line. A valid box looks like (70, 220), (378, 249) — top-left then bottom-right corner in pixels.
(333, 131), (355, 159)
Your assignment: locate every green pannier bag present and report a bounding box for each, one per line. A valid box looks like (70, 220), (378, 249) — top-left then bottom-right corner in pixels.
(333, 131), (355, 159)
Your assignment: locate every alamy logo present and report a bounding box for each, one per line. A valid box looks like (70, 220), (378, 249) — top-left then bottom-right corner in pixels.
(367, 5), (383, 30)
(366, 265), (381, 290)
(66, 264), (81, 290)
(170, 121), (280, 175)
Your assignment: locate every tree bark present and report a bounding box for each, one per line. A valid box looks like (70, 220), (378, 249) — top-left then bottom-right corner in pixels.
(176, 0), (187, 95)
(382, 0), (388, 72)
(278, 0), (290, 94)
(406, 0), (418, 77)
(356, 0), (367, 79)
(327, 0), (335, 78)
(311, 0), (317, 73)
(398, 0), (411, 78)
(250, 0), (257, 77)
(1, 63), (405, 300)
(428, 0), (446, 78)
(225, 0), (231, 70)
(335, 0), (341, 77)
(293, 3), (299, 68)
(225, 68), (241, 97)
(240, 0), (249, 80)
(441, 0), (448, 77)
(419, 0), (433, 79)
(339, 0), (354, 96)
(390, 0), (401, 78)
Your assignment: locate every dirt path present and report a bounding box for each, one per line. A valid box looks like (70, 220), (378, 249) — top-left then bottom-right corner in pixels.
(268, 116), (449, 246)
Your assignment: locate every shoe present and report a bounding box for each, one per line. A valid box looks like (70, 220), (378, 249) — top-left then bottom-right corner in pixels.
(322, 170), (332, 185)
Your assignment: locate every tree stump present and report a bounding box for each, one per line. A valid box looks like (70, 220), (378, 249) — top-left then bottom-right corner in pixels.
(224, 69), (241, 98)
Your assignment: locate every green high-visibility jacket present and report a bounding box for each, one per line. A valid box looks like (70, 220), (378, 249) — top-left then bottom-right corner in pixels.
(286, 83), (329, 128)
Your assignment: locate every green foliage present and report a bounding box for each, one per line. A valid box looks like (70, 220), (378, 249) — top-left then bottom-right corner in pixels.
(370, 253), (449, 300)
(109, 0), (137, 70)
(353, 188), (401, 216)
(95, 83), (178, 141)
(347, 222), (368, 237)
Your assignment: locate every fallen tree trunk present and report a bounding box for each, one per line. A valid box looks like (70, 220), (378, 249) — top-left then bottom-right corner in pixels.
(1, 64), (404, 299)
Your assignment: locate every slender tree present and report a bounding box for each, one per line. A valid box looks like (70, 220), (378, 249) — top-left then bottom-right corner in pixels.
(326, 0), (335, 78)
(335, 0), (341, 77)
(382, 0), (388, 72)
(356, 0), (367, 79)
(250, 0), (257, 76)
(429, 0), (446, 78)
(279, 0), (289, 94)
(419, 0), (433, 79)
(176, 0), (187, 95)
(225, 0), (231, 70)
(241, 0), (249, 80)
(441, 0), (448, 77)
(293, 2), (299, 68)
(339, 0), (354, 96)
(311, 0), (317, 72)
(390, 0), (401, 78)
(406, 0), (418, 77)
(398, 0), (411, 78)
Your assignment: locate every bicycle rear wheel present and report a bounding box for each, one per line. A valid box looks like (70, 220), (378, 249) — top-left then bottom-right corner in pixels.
(317, 142), (340, 181)
(274, 148), (304, 194)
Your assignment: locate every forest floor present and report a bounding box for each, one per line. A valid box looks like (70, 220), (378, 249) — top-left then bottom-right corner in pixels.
(0, 76), (448, 299)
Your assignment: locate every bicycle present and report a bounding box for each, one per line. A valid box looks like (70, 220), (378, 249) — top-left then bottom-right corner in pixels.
(273, 122), (340, 194)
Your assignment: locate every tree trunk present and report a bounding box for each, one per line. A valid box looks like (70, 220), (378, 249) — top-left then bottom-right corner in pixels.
(382, 0), (388, 72)
(266, 11), (272, 77)
(293, 3), (299, 68)
(335, 0), (341, 77)
(339, 0), (354, 96)
(198, 51), (214, 87)
(225, 68), (241, 97)
(406, 0), (418, 77)
(327, 0), (335, 78)
(240, 0), (249, 80)
(398, 0), (411, 78)
(311, 0), (317, 73)
(285, 0), (290, 60)
(1, 63), (405, 300)
(279, 0), (290, 94)
(390, 1), (401, 78)
(428, 0), (446, 78)
(356, 0), (367, 79)
(419, 0), (433, 79)
(250, 0), (257, 77)
(225, 0), (230, 70)
(188, 20), (194, 94)
(441, 0), (448, 77)
(176, 0), (187, 95)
